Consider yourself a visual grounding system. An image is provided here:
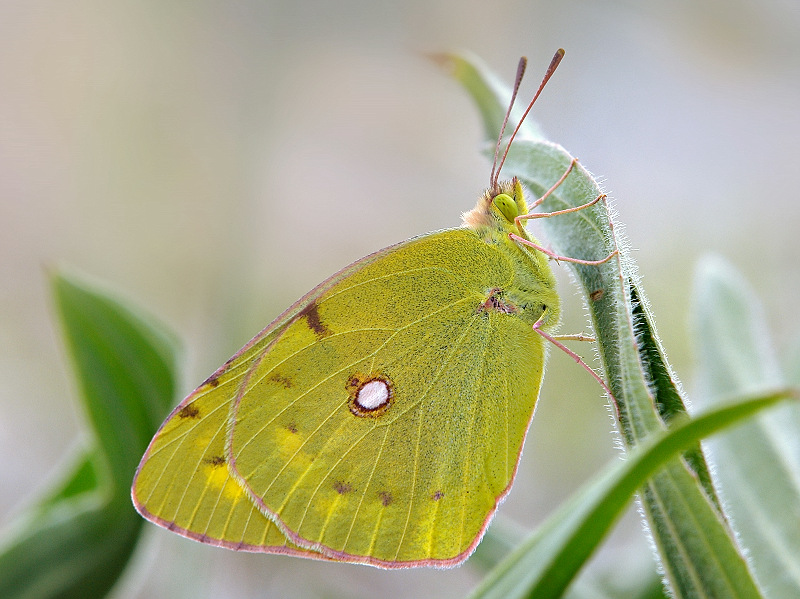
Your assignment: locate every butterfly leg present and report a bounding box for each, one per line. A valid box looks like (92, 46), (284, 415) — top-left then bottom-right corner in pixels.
(515, 193), (618, 261)
(512, 157), (620, 265)
(525, 157), (579, 211)
(532, 316), (615, 401)
(553, 333), (595, 342)
(521, 192), (606, 223)
(510, 233), (618, 266)
(520, 157), (604, 219)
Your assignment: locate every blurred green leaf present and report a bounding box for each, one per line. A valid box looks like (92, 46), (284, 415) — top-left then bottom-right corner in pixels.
(446, 51), (764, 598)
(53, 273), (178, 489)
(692, 255), (800, 598)
(469, 389), (796, 599)
(0, 271), (178, 598)
(45, 450), (102, 505)
(573, 568), (668, 599)
(469, 515), (528, 574)
(692, 255), (783, 394)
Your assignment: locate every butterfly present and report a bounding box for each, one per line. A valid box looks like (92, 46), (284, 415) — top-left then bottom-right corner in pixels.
(132, 49), (609, 569)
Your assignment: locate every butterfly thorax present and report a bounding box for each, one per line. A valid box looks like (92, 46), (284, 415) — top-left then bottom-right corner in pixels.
(462, 177), (561, 331)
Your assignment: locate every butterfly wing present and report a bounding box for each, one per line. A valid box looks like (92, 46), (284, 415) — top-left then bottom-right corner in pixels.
(133, 227), (553, 568)
(131, 241), (408, 559)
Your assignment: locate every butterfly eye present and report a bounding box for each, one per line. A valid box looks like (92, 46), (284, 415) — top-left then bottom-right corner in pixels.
(492, 193), (519, 223)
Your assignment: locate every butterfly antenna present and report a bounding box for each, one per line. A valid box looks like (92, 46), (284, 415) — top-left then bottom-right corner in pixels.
(492, 48), (565, 189)
(490, 56), (527, 190)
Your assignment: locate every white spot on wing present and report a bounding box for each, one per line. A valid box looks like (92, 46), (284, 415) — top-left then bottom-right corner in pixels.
(356, 380), (390, 410)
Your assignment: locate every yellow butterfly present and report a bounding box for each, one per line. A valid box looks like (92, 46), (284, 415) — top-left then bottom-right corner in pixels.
(132, 49), (612, 568)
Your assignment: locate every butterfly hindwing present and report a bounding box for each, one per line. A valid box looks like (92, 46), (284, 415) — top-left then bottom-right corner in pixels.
(226, 228), (548, 567)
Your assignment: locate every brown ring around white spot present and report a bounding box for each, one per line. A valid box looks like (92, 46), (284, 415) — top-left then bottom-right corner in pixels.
(347, 374), (394, 418)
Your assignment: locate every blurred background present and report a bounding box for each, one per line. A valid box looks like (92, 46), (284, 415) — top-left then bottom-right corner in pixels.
(1, 1), (798, 597)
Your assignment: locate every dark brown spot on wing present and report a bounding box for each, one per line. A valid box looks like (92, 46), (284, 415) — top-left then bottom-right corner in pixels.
(205, 455), (225, 467)
(178, 405), (200, 419)
(299, 302), (330, 338)
(333, 481), (352, 495)
(286, 422), (298, 434)
(270, 373), (293, 388)
(379, 491), (393, 506)
(431, 490), (444, 501)
(202, 375), (220, 389)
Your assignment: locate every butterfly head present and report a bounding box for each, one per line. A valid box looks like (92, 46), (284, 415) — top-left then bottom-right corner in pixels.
(462, 177), (529, 237)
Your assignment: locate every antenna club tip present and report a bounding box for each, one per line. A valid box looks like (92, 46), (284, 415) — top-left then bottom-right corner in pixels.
(546, 48), (565, 74)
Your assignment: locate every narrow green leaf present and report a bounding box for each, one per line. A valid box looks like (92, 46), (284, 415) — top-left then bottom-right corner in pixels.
(629, 285), (719, 502)
(0, 271), (178, 599)
(52, 272), (178, 491)
(43, 450), (102, 505)
(692, 255), (800, 598)
(469, 390), (797, 599)
(446, 52), (763, 598)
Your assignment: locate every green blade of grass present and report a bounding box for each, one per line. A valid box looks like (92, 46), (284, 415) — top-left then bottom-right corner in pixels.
(470, 389), (797, 599)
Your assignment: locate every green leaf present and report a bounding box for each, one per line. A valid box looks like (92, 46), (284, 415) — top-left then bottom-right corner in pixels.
(43, 450), (103, 506)
(446, 52), (764, 598)
(0, 271), (178, 599)
(692, 255), (800, 597)
(692, 256), (784, 395)
(52, 272), (178, 491)
(566, 567), (667, 599)
(469, 389), (797, 599)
